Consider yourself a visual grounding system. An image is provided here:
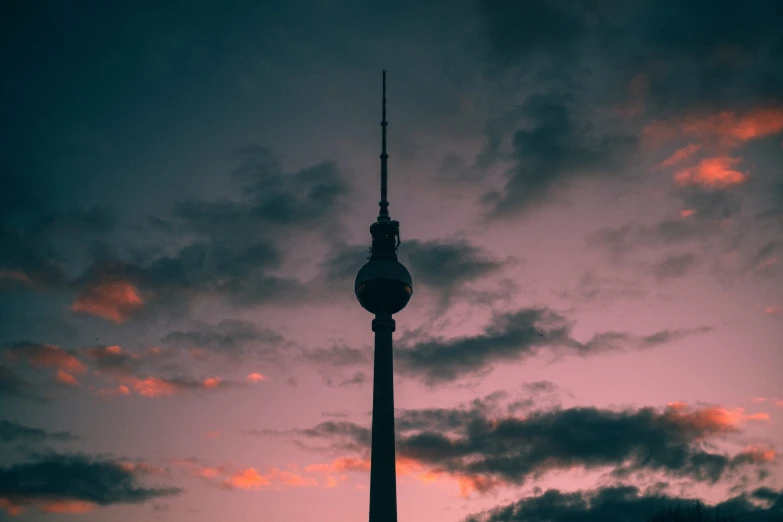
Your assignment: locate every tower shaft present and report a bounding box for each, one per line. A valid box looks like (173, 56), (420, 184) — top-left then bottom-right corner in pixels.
(368, 314), (397, 522)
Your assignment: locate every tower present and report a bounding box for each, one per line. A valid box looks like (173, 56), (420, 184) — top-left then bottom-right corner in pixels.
(355, 70), (413, 522)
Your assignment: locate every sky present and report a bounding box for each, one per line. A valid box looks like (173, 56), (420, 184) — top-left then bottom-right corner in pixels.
(1, 1), (783, 520)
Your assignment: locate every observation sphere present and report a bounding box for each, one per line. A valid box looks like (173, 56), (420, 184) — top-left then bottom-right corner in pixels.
(355, 258), (413, 315)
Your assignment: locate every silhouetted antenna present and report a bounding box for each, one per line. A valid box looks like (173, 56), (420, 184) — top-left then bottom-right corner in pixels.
(379, 69), (390, 221)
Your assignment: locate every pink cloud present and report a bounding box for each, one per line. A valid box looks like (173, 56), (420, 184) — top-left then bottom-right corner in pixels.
(94, 385), (130, 397)
(56, 370), (80, 387)
(0, 269), (32, 286)
(736, 446), (776, 463)
(673, 155), (748, 189)
(658, 143), (702, 168)
(5, 343), (86, 374)
(247, 372), (265, 382)
(764, 307), (781, 317)
(40, 501), (96, 514)
(106, 375), (232, 398)
(71, 280), (143, 323)
(645, 107), (783, 147)
(664, 402), (768, 434)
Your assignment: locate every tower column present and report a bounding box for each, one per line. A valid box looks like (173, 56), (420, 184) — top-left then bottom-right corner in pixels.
(369, 313), (397, 522)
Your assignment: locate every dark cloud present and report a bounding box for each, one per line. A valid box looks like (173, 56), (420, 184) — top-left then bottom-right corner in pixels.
(0, 225), (67, 291)
(557, 271), (648, 306)
(319, 244), (369, 284)
(462, 485), (783, 522)
(161, 319), (284, 356)
(651, 253), (697, 280)
(401, 239), (507, 291)
(478, 1), (783, 114)
(481, 94), (637, 219)
(0, 364), (42, 401)
(0, 453), (180, 512)
(0, 420), (76, 444)
(83, 346), (141, 376)
(337, 371), (367, 388)
(301, 345), (370, 368)
(172, 146), (350, 243)
(395, 308), (709, 385)
(285, 401), (773, 490)
(3, 342), (86, 374)
(479, 0), (585, 70)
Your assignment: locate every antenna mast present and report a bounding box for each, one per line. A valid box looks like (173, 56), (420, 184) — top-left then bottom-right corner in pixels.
(379, 69), (390, 221)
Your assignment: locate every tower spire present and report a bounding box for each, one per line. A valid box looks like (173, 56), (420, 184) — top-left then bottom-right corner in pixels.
(379, 69), (390, 221)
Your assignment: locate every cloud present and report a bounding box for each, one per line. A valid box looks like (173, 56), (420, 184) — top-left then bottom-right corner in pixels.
(651, 253), (697, 280)
(279, 399), (771, 494)
(657, 144), (703, 168)
(0, 420), (76, 444)
(672, 156), (748, 189)
(0, 364), (41, 401)
(400, 239), (508, 293)
(301, 345), (370, 368)
(0, 453), (180, 516)
(480, 94), (637, 219)
(172, 459), (317, 491)
(394, 308), (709, 384)
(462, 484), (783, 522)
(161, 320), (284, 356)
(4, 342), (86, 374)
(55, 370), (79, 387)
(246, 372), (265, 383)
(645, 108), (783, 149)
(71, 277), (144, 323)
(175, 146), (350, 236)
(111, 376), (237, 398)
(83, 345), (140, 376)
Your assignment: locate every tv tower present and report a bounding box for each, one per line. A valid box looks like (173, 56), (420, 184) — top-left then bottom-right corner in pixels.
(355, 70), (413, 522)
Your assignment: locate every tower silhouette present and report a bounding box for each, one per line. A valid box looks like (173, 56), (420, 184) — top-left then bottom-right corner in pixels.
(355, 70), (413, 522)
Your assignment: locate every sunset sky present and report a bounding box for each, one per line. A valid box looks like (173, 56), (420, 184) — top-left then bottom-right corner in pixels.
(1, 1), (783, 521)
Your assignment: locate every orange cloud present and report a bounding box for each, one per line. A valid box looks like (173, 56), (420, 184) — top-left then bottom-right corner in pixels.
(110, 375), (229, 398)
(225, 468), (271, 489)
(673, 155), (747, 188)
(679, 208), (696, 218)
(203, 377), (222, 389)
(5, 343), (86, 374)
(0, 269), (32, 286)
(247, 372), (265, 382)
(94, 384), (130, 397)
(0, 498), (98, 516)
(221, 467), (316, 490)
(775, 399), (783, 408)
(56, 370), (80, 386)
(645, 108), (783, 147)
(305, 457), (371, 474)
(658, 143), (702, 168)
(0, 498), (24, 516)
(737, 446), (776, 463)
(130, 377), (178, 397)
(665, 402), (769, 433)
(40, 501), (96, 514)
(764, 307), (781, 317)
(205, 431), (221, 439)
(71, 280), (143, 323)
